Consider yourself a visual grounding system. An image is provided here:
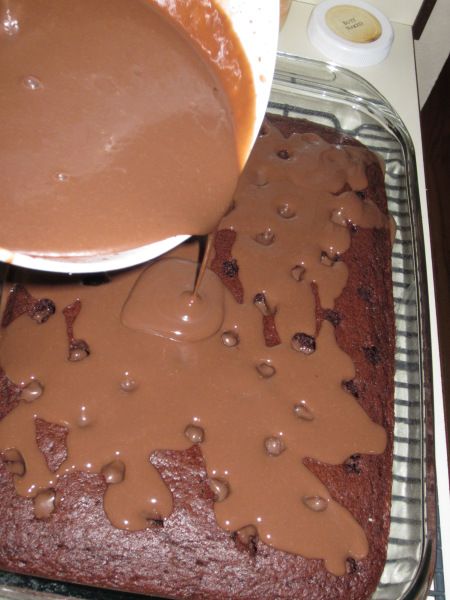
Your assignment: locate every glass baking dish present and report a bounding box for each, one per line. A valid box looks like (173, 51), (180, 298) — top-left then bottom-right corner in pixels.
(0, 53), (436, 600)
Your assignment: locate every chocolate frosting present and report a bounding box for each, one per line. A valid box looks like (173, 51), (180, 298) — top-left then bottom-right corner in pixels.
(0, 121), (392, 577)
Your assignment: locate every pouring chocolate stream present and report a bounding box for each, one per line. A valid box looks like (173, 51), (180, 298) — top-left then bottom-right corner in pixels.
(0, 0), (278, 273)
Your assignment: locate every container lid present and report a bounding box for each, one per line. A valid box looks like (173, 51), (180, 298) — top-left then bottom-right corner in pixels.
(307, 0), (394, 67)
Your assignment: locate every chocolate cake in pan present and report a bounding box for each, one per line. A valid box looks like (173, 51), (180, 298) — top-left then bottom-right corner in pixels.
(0, 115), (395, 600)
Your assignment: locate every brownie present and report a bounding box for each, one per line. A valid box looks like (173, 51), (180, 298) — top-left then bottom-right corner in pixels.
(0, 115), (395, 599)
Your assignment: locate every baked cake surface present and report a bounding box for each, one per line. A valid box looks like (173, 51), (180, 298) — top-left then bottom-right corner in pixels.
(0, 116), (395, 599)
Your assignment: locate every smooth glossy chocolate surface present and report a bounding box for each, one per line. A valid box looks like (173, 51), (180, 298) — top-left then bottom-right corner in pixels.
(0, 121), (393, 579)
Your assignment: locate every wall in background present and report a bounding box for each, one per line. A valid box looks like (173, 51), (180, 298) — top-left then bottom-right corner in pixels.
(414, 0), (450, 107)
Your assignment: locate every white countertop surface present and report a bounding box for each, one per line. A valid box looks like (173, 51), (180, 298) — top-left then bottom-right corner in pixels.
(279, 0), (450, 593)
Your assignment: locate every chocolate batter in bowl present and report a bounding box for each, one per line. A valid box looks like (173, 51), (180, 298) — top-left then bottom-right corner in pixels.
(0, 0), (278, 273)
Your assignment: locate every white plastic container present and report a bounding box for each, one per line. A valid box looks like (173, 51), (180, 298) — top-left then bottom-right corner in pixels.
(307, 0), (394, 68)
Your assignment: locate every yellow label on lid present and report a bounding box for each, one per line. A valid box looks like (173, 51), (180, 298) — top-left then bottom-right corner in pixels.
(325, 5), (382, 43)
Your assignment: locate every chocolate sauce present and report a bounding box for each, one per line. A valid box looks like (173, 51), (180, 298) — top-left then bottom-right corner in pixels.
(0, 122), (392, 576)
(0, 0), (252, 256)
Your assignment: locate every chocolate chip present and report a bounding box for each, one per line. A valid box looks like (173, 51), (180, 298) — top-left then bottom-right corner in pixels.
(254, 229), (275, 246)
(293, 401), (314, 421)
(346, 557), (359, 574)
(253, 293), (274, 317)
(291, 265), (306, 282)
(363, 345), (380, 365)
(248, 535), (258, 556)
(232, 525), (258, 556)
(148, 518), (164, 528)
(302, 496), (328, 512)
(209, 478), (229, 502)
(255, 168), (268, 187)
(277, 203), (296, 219)
(256, 362), (276, 378)
(342, 379), (359, 398)
(264, 436), (285, 456)
(81, 273), (111, 286)
(277, 149), (291, 160)
(291, 333), (316, 355)
(33, 488), (56, 519)
(344, 454), (362, 474)
(221, 331), (239, 348)
(30, 299), (56, 324)
(324, 310), (341, 327)
(20, 379), (44, 402)
(120, 372), (137, 391)
(184, 424), (204, 444)
(357, 286), (374, 303)
(69, 339), (90, 362)
(320, 251), (338, 267)
(222, 259), (239, 278)
(101, 460), (126, 484)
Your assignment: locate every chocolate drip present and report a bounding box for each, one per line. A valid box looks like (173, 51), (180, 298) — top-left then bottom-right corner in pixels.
(1, 284), (55, 328)
(210, 229), (244, 303)
(63, 300), (91, 361)
(35, 418), (68, 473)
(0, 120), (393, 578)
(0, 369), (21, 420)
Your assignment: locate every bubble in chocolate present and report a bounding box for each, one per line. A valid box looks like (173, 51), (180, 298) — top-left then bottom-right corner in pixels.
(276, 149), (291, 160)
(293, 401), (314, 421)
(291, 265), (306, 282)
(256, 362), (276, 379)
(277, 203), (296, 219)
(101, 460), (126, 484)
(2, 448), (26, 476)
(302, 495), (328, 512)
(184, 424), (204, 444)
(2, 9), (19, 35)
(221, 331), (239, 348)
(320, 251), (338, 267)
(264, 436), (285, 456)
(22, 75), (43, 91)
(254, 229), (275, 246)
(330, 208), (348, 227)
(20, 379), (44, 402)
(34, 488), (56, 519)
(255, 167), (268, 186)
(120, 372), (137, 392)
(209, 478), (229, 502)
(235, 524), (258, 545)
(291, 333), (316, 355)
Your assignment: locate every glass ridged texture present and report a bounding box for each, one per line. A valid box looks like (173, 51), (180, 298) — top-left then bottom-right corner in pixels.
(0, 53), (436, 600)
